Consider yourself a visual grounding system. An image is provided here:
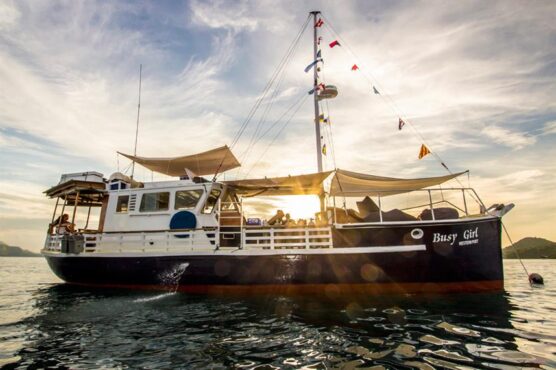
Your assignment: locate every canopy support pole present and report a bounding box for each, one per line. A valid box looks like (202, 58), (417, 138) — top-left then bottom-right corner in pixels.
(378, 195), (383, 223)
(462, 189), (469, 216)
(71, 191), (80, 226)
(51, 197), (60, 223)
(84, 204), (92, 229)
(428, 190), (436, 220)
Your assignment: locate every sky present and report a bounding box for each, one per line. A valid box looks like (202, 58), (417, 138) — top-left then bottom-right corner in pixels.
(0, 0), (555, 252)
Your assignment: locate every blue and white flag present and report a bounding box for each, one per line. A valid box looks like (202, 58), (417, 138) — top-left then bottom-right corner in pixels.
(304, 57), (323, 73)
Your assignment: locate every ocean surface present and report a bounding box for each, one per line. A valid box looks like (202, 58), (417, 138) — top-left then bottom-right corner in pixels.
(0, 258), (555, 369)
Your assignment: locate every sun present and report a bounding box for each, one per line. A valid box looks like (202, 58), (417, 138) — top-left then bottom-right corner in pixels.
(242, 195), (321, 221)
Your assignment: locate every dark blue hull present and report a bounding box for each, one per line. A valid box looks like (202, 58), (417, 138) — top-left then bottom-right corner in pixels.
(44, 217), (503, 294)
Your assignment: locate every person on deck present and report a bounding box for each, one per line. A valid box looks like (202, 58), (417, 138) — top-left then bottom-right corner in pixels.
(267, 210), (285, 226)
(53, 214), (75, 234)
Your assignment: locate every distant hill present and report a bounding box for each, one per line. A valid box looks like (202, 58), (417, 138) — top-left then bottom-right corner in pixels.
(0, 241), (40, 257)
(503, 237), (556, 259)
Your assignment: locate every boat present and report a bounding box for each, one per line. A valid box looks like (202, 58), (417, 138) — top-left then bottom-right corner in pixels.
(41, 11), (512, 295)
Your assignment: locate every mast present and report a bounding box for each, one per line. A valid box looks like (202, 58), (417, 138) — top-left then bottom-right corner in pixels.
(311, 11), (323, 174)
(131, 64), (142, 179)
(310, 11), (326, 216)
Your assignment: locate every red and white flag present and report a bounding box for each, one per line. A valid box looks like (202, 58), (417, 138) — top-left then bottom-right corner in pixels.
(315, 19), (324, 28)
(329, 40), (340, 48)
(351, 64), (359, 71)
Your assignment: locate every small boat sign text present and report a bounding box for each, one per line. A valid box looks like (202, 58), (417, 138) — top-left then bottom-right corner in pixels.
(432, 227), (479, 246)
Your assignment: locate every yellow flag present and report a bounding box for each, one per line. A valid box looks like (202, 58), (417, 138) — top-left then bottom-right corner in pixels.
(418, 144), (431, 159)
(322, 144), (327, 155)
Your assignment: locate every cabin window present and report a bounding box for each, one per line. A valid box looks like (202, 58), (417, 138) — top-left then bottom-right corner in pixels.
(116, 195), (129, 213)
(175, 189), (204, 210)
(202, 189), (221, 214)
(140, 192), (170, 212)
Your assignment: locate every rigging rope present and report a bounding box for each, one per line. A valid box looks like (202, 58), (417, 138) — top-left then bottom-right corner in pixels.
(243, 94), (310, 178)
(321, 15), (453, 173)
(237, 18), (310, 171)
(320, 14), (484, 206)
(213, 15), (311, 180)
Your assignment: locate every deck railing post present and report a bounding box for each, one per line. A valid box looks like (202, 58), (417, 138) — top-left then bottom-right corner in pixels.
(270, 229), (275, 249)
(305, 228), (310, 249)
(428, 190), (436, 220)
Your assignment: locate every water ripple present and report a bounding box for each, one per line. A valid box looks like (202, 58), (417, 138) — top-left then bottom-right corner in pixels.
(0, 259), (555, 369)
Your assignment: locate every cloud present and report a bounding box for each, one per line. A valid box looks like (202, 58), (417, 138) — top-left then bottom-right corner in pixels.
(481, 126), (536, 149)
(190, 0), (258, 31)
(543, 120), (556, 135)
(0, 0), (19, 30)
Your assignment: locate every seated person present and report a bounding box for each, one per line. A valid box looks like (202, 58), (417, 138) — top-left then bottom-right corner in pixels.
(267, 210), (285, 226)
(297, 219), (307, 227)
(281, 213), (293, 226)
(53, 213), (75, 234)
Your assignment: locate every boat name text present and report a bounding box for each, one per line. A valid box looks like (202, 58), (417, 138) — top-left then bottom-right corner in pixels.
(432, 227), (479, 246)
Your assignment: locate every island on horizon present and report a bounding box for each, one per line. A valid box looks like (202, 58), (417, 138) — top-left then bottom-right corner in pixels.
(0, 241), (41, 257)
(503, 237), (556, 259)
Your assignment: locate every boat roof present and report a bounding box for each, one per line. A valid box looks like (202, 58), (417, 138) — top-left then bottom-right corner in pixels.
(118, 145), (240, 177)
(44, 180), (106, 206)
(224, 169), (467, 197)
(329, 169), (468, 197)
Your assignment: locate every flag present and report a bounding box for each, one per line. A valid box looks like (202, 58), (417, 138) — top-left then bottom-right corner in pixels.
(398, 118), (405, 130)
(318, 114), (325, 122)
(351, 64), (359, 71)
(418, 144), (431, 159)
(316, 49), (322, 58)
(322, 144), (327, 155)
(304, 58), (323, 73)
(329, 40), (340, 48)
(373, 86), (380, 95)
(324, 117), (330, 124)
(317, 36), (322, 45)
(315, 19), (324, 28)
(308, 83), (325, 94)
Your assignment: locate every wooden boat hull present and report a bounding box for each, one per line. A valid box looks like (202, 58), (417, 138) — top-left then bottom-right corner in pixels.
(43, 217), (503, 295)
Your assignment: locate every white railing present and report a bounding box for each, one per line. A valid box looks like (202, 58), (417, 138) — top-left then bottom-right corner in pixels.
(44, 229), (218, 254)
(242, 227), (333, 250)
(44, 225), (334, 254)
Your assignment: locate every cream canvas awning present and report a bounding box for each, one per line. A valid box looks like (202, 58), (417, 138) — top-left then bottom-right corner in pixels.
(330, 169), (467, 197)
(118, 146), (240, 177)
(225, 171), (333, 197)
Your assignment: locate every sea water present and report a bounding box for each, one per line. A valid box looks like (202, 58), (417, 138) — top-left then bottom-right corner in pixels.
(0, 258), (555, 369)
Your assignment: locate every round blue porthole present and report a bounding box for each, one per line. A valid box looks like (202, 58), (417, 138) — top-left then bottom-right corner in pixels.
(170, 211), (197, 238)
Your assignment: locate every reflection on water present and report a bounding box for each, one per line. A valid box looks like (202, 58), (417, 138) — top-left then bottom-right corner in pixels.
(0, 259), (555, 369)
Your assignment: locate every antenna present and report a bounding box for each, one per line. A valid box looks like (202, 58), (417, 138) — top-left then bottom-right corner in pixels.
(131, 64), (142, 179)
